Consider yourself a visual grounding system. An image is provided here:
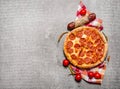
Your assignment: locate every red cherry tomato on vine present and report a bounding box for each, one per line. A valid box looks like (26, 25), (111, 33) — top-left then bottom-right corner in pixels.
(88, 71), (94, 79)
(63, 59), (69, 67)
(94, 72), (101, 79)
(80, 9), (86, 16)
(75, 73), (82, 82)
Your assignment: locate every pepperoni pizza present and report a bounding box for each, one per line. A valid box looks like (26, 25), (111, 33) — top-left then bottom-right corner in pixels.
(64, 26), (108, 69)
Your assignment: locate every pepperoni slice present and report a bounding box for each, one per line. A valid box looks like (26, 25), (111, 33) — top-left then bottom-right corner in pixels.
(90, 46), (96, 52)
(86, 51), (93, 56)
(95, 48), (104, 59)
(96, 45), (104, 52)
(87, 41), (93, 48)
(95, 51), (99, 56)
(96, 35), (101, 40)
(69, 33), (75, 40)
(98, 51), (104, 58)
(79, 38), (87, 47)
(85, 57), (91, 64)
(78, 59), (83, 65)
(78, 50), (85, 57)
(80, 38), (86, 43)
(91, 32), (98, 40)
(98, 55), (103, 59)
(78, 58), (85, 65)
(97, 44), (105, 50)
(76, 31), (83, 38)
(91, 55), (98, 63)
(79, 43), (84, 47)
(71, 54), (77, 60)
(67, 48), (73, 53)
(66, 41), (73, 48)
(97, 48), (102, 52)
(92, 58), (98, 63)
(74, 43), (80, 49)
(84, 29), (92, 35)
(95, 39), (101, 45)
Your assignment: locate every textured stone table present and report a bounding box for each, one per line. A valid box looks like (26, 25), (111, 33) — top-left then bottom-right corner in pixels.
(0, 0), (120, 89)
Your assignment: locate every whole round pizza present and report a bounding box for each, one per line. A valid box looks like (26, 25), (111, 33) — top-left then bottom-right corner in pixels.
(63, 26), (108, 69)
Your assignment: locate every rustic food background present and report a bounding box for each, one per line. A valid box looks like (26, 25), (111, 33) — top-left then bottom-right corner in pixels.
(0, 0), (120, 89)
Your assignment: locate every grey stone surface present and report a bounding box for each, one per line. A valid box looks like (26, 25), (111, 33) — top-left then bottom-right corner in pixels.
(0, 0), (120, 89)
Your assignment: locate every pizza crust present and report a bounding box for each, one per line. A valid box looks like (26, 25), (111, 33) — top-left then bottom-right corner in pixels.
(64, 26), (108, 69)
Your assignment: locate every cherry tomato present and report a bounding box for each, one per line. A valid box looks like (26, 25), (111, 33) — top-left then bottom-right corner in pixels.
(75, 73), (82, 82)
(63, 59), (69, 67)
(80, 9), (86, 16)
(88, 71), (94, 79)
(94, 72), (101, 79)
